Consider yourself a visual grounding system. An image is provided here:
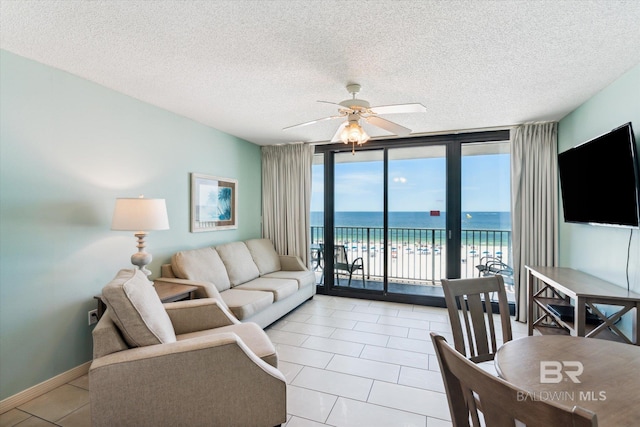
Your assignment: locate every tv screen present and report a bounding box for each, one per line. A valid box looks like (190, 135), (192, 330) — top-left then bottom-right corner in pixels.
(558, 122), (640, 228)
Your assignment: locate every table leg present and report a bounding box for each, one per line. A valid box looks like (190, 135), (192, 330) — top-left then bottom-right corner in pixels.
(635, 304), (639, 345)
(575, 296), (586, 337)
(527, 268), (534, 336)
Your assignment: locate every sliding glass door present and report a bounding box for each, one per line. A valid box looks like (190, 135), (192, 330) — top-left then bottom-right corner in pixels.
(312, 130), (511, 304)
(460, 141), (514, 301)
(331, 150), (384, 292)
(387, 145), (447, 297)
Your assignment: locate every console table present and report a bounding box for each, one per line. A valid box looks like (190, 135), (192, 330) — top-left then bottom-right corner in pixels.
(526, 265), (640, 345)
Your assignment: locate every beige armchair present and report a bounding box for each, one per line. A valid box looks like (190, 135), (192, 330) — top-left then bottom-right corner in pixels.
(89, 269), (286, 427)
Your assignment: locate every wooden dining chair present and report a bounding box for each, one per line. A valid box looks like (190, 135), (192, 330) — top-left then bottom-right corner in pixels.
(441, 275), (512, 363)
(430, 333), (597, 427)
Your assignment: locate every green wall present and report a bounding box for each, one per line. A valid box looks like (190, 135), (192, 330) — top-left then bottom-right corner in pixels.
(558, 63), (640, 295)
(0, 50), (262, 400)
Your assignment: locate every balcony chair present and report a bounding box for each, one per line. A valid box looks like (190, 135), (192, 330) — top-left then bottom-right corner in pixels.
(333, 244), (365, 287)
(310, 243), (324, 272)
(475, 256), (514, 290)
(441, 276), (512, 365)
(318, 244), (365, 287)
(430, 333), (597, 427)
(89, 269), (286, 427)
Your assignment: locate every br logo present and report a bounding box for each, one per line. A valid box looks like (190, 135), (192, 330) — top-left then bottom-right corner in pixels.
(540, 361), (584, 383)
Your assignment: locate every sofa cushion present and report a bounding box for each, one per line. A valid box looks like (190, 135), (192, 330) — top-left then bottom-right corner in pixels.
(101, 269), (176, 347)
(215, 242), (260, 286)
(245, 238), (282, 275)
(219, 289), (274, 320)
(171, 247), (231, 292)
(176, 322), (278, 368)
(262, 270), (316, 289)
(235, 277), (299, 301)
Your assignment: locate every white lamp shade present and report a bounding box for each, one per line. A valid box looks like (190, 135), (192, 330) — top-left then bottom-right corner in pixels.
(111, 198), (170, 231)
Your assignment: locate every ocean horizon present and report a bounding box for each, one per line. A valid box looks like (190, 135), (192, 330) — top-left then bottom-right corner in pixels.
(311, 211), (511, 231)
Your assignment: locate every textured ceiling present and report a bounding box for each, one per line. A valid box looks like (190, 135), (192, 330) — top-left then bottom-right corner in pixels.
(2, 0), (640, 146)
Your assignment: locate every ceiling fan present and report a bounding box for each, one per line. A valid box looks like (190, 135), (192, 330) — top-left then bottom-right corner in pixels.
(283, 83), (427, 152)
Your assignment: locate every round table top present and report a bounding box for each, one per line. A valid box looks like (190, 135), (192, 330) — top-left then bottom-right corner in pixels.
(495, 335), (640, 427)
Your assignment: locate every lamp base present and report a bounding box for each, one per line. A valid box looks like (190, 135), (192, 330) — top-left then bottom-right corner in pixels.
(131, 232), (152, 276)
(131, 252), (152, 276)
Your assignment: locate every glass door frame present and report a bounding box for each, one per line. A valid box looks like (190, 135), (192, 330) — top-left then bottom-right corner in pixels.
(314, 129), (510, 306)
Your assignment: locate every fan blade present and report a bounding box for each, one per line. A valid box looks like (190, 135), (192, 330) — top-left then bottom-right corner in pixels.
(369, 103), (426, 115)
(317, 100), (352, 110)
(282, 115), (341, 131)
(331, 122), (348, 142)
(364, 115), (411, 136)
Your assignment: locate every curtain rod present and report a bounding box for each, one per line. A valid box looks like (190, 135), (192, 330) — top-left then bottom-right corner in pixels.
(308, 124), (518, 146)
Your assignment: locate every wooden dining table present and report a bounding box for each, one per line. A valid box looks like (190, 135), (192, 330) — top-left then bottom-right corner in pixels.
(495, 335), (640, 426)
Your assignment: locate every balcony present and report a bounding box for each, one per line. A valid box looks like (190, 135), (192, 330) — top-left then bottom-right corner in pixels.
(310, 225), (514, 302)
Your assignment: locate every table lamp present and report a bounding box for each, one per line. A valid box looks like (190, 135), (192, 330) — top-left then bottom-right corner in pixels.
(111, 195), (169, 276)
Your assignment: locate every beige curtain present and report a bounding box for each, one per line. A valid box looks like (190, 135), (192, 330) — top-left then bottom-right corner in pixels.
(262, 143), (314, 266)
(511, 123), (559, 322)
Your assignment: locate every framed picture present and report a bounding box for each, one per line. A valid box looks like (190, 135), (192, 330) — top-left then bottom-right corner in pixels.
(190, 173), (238, 232)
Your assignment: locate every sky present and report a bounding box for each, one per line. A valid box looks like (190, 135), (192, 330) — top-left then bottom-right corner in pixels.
(311, 152), (511, 212)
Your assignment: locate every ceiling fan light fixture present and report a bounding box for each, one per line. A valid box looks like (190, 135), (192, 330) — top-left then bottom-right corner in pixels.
(283, 83), (424, 154)
(340, 117), (370, 154)
(340, 120), (369, 144)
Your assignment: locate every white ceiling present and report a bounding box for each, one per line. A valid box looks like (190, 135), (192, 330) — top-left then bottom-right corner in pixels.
(2, 1), (640, 146)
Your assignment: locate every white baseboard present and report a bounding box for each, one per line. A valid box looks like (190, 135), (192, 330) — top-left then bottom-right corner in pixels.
(0, 361), (91, 414)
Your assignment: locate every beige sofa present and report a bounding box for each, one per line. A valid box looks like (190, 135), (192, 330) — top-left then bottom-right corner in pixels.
(155, 238), (316, 328)
(90, 269), (286, 427)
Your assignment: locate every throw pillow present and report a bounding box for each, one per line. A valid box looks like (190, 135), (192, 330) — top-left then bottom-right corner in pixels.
(102, 269), (176, 347)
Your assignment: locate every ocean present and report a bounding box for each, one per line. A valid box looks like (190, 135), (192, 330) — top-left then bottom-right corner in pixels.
(311, 211), (511, 231)
(311, 211), (511, 247)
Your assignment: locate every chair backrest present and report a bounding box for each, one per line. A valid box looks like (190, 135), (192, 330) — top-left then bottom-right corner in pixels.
(334, 245), (348, 264)
(441, 275), (512, 363)
(430, 333), (597, 427)
(332, 245), (354, 273)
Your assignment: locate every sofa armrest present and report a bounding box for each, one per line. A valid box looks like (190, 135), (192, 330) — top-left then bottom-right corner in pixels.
(163, 298), (239, 334)
(90, 333), (286, 427)
(160, 263), (176, 278)
(279, 255), (308, 271)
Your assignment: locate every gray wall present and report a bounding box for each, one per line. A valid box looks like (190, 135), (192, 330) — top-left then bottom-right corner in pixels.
(557, 63), (640, 292)
(0, 50), (263, 400)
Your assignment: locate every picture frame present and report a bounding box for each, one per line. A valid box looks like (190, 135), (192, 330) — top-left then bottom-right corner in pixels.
(190, 173), (238, 232)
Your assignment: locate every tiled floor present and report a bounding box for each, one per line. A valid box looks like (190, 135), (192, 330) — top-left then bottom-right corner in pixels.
(0, 376), (90, 427)
(0, 294), (527, 427)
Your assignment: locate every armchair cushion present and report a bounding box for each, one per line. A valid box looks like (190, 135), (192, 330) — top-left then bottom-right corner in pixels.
(101, 269), (176, 347)
(163, 298), (238, 335)
(245, 238), (281, 275)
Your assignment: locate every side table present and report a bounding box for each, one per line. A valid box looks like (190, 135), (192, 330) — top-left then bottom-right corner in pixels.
(94, 281), (199, 320)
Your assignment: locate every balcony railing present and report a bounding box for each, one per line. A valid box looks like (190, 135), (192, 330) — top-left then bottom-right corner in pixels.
(311, 226), (512, 285)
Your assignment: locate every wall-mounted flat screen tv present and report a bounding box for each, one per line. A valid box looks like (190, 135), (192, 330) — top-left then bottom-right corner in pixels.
(558, 122), (640, 228)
